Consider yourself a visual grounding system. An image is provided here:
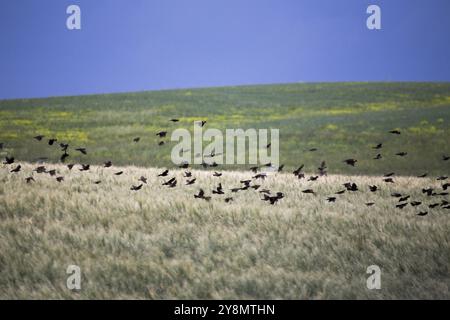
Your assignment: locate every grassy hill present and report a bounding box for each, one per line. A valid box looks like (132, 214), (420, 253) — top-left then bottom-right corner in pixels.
(0, 163), (449, 299)
(1, 82), (449, 175)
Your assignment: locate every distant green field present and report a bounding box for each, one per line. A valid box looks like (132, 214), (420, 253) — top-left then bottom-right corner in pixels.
(1, 82), (449, 175)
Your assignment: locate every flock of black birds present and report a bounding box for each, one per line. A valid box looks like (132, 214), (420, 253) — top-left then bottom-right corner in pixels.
(1, 120), (449, 215)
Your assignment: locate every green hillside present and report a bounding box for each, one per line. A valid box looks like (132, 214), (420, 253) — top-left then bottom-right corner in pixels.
(1, 82), (449, 175)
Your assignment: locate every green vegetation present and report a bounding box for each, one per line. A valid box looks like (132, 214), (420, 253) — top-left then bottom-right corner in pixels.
(1, 82), (449, 175)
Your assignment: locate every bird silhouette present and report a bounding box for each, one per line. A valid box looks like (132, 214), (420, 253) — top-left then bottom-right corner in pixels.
(374, 154), (382, 160)
(184, 171), (192, 178)
(369, 185), (378, 192)
(225, 197), (233, 203)
(383, 178), (394, 183)
(335, 190), (346, 195)
(384, 172), (395, 177)
(344, 182), (358, 191)
(410, 201), (422, 207)
(327, 197), (336, 202)
(67, 164), (75, 170)
(170, 119), (179, 122)
(212, 183), (224, 194)
(366, 202), (375, 206)
(437, 176), (448, 181)
(417, 211), (428, 216)
(389, 130), (401, 135)
(277, 165), (285, 172)
(80, 165), (90, 172)
(396, 203), (408, 209)
(60, 143), (69, 152)
(56, 176), (64, 182)
(442, 155), (449, 161)
(308, 176), (319, 181)
(186, 178), (196, 185)
(75, 148), (87, 155)
(130, 184), (143, 191)
(133, 137), (140, 143)
(442, 183), (449, 191)
(25, 177), (35, 183)
(156, 131), (167, 138)
(343, 159), (357, 166)
(114, 171), (124, 176)
(253, 173), (267, 180)
(302, 189), (315, 195)
(158, 169), (169, 177)
(94, 180), (102, 185)
(48, 138), (57, 145)
(396, 152), (407, 157)
(417, 173), (428, 178)
(136, 176), (146, 184)
(213, 172), (222, 177)
(429, 203), (440, 209)
(318, 161), (327, 176)
(158, 141), (165, 146)
(104, 161), (112, 168)
(34, 135), (44, 141)
(373, 143), (383, 149)
(3, 156), (14, 164)
(47, 169), (57, 176)
(10, 165), (21, 173)
(162, 177), (176, 186)
(60, 153), (69, 163)
(391, 193), (403, 198)
(399, 196), (410, 202)
(250, 166), (259, 173)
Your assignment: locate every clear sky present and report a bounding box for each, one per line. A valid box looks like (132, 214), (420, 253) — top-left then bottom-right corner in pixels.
(1, 0), (449, 99)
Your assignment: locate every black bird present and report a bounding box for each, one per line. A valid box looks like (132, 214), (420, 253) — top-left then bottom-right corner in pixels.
(344, 182), (358, 191)
(366, 202), (375, 207)
(60, 143), (69, 152)
(391, 193), (403, 198)
(186, 178), (196, 185)
(212, 183), (224, 195)
(396, 203), (408, 209)
(411, 201), (422, 207)
(266, 143), (271, 149)
(139, 176), (148, 184)
(198, 120), (207, 127)
(389, 130), (401, 135)
(162, 177), (176, 186)
(399, 196), (410, 202)
(80, 165), (90, 172)
(104, 161), (112, 168)
(443, 155), (450, 161)
(383, 178), (394, 183)
(417, 211), (428, 216)
(60, 153), (69, 163)
(308, 176), (319, 181)
(34, 135), (44, 141)
(422, 188), (433, 196)
(3, 156), (14, 164)
(309, 148), (318, 152)
(326, 197), (336, 203)
(194, 189), (210, 200)
(442, 183), (450, 191)
(429, 203), (440, 209)
(437, 176), (448, 181)
(156, 131), (167, 138)
(335, 190), (346, 195)
(184, 171), (192, 178)
(130, 184), (143, 191)
(10, 165), (21, 173)
(56, 176), (64, 182)
(231, 187), (241, 193)
(48, 138), (57, 145)
(133, 137), (140, 143)
(259, 189), (271, 195)
(250, 166), (259, 173)
(293, 165), (304, 177)
(240, 180), (252, 186)
(302, 189), (315, 195)
(384, 172), (395, 177)
(75, 148), (87, 155)
(396, 152), (407, 157)
(253, 173), (267, 180)
(170, 119), (180, 122)
(213, 172), (222, 177)
(114, 171), (124, 176)
(225, 197), (234, 203)
(277, 164), (285, 172)
(67, 164), (75, 170)
(373, 143), (383, 149)
(178, 162), (189, 169)
(94, 180), (102, 185)
(318, 161), (327, 176)
(343, 159), (357, 166)
(47, 169), (56, 176)
(25, 177), (35, 184)
(369, 185), (378, 192)
(158, 141), (165, 146)
(417, 173), (428, 178)
(251, 184), (261, 190)
(374, 154), (382, 160)
(158, 170), (169, 177)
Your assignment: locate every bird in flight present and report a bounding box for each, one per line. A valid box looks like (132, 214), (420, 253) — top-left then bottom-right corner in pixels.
(389, 130), (401, 135)
(133, 137), (140, 143)
(396, 152), (407, 157)
(130, 184), (143, 191)
(343, 159), (357, 166)
(417, 211), (428, 216)
(373, 143), (383, 149)
(34, 135), (44, 141)
(170, 119), (179, 122)
(139, 176), (148, 184)
(186, 178), (196, 185)
(75, 148), (87, 155)
(156, 131), (167, 138)
(158, 170), (169, 177)
(104, 161), (112, 168)
(114, 171), (124, 176)
(3, 156), (14, 164)
(10, 165), (21, 173)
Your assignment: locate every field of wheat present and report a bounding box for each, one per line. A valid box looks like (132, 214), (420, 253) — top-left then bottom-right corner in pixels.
(0, 162), (449, 299)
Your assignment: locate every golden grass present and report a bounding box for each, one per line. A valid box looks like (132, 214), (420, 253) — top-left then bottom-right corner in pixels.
(0, 163), (449, 299)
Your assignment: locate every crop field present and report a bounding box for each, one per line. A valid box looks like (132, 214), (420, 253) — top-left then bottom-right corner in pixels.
(0, 82), (449, 299)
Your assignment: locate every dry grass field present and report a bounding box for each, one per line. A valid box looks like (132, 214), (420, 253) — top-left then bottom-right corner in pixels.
(0, 162), (449, 299)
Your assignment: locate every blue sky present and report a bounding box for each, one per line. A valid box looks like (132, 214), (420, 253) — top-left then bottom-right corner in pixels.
(0, 0), (449, 99)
